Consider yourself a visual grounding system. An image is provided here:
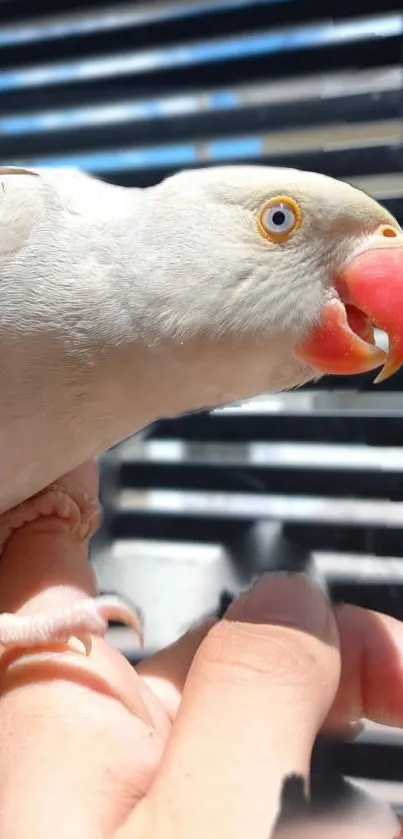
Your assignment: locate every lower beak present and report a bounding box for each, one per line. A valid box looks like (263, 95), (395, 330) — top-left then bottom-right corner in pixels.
(295, 246), (403, 383)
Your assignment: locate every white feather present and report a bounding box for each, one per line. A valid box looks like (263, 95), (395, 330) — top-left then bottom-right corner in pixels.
(0, 163), (397, 512)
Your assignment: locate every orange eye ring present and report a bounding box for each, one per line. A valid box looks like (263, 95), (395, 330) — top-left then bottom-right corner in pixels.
(257, 195), (302, 243)
(377, 224), (401, 239)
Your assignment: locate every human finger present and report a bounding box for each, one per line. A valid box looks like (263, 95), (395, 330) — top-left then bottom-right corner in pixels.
(122, 574), (341, 839)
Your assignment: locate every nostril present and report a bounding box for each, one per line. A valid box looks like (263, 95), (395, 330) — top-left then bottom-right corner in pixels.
(379, 224), (399, 238)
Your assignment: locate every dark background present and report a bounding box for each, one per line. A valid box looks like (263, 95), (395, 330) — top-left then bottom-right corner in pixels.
(1, 0), (403, 816)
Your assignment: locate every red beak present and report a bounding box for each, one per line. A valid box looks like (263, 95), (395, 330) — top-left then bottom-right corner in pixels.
(295, 242), (403, 383)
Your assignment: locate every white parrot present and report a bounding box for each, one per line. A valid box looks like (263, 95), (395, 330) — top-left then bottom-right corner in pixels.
(0, 162), (402, 651)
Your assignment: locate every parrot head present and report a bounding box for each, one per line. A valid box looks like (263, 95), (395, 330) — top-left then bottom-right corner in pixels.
(1, 163), (403, 414)
(141, 165), (403, 393)
(3, 162), (403, 510)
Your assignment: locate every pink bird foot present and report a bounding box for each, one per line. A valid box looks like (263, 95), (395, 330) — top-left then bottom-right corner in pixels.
(0, 595), (143, 655)
(0, 469), (143, 655)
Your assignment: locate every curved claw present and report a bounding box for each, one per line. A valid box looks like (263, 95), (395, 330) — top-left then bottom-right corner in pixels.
(0, 595), (144, 654)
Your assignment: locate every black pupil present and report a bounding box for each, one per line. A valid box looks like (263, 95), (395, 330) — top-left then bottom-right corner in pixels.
(272, 210), (286, 226)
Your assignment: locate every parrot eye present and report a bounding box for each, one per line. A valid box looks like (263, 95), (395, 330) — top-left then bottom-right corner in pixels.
(257, 196), (302, 243)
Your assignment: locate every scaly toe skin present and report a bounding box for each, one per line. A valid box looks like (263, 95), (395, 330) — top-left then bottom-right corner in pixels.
(0, 595), (144, 654)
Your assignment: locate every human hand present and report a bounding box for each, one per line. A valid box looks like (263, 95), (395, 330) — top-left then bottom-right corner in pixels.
(0, 462), (401, 839)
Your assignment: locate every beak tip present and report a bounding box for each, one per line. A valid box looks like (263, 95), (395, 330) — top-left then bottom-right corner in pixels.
(372, 357), (403, 385)
(373, 369), (387, 385)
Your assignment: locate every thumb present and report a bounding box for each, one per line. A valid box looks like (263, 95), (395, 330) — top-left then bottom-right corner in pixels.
(122, 574), (342, 839)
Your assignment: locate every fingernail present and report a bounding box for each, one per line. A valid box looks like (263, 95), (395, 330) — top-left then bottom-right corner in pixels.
(225, 572), (330, 635)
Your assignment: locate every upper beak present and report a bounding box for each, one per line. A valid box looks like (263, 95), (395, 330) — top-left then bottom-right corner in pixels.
(295, 234), (403, 383)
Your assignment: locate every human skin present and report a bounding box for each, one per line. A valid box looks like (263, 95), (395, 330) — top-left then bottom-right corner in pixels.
(0, 462), (402, 838)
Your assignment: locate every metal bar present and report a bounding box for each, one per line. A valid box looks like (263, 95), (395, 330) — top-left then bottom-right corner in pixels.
(1, 18), (401, 114)
(117, 459), (403, 500)
(147, 411), (403, 445)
